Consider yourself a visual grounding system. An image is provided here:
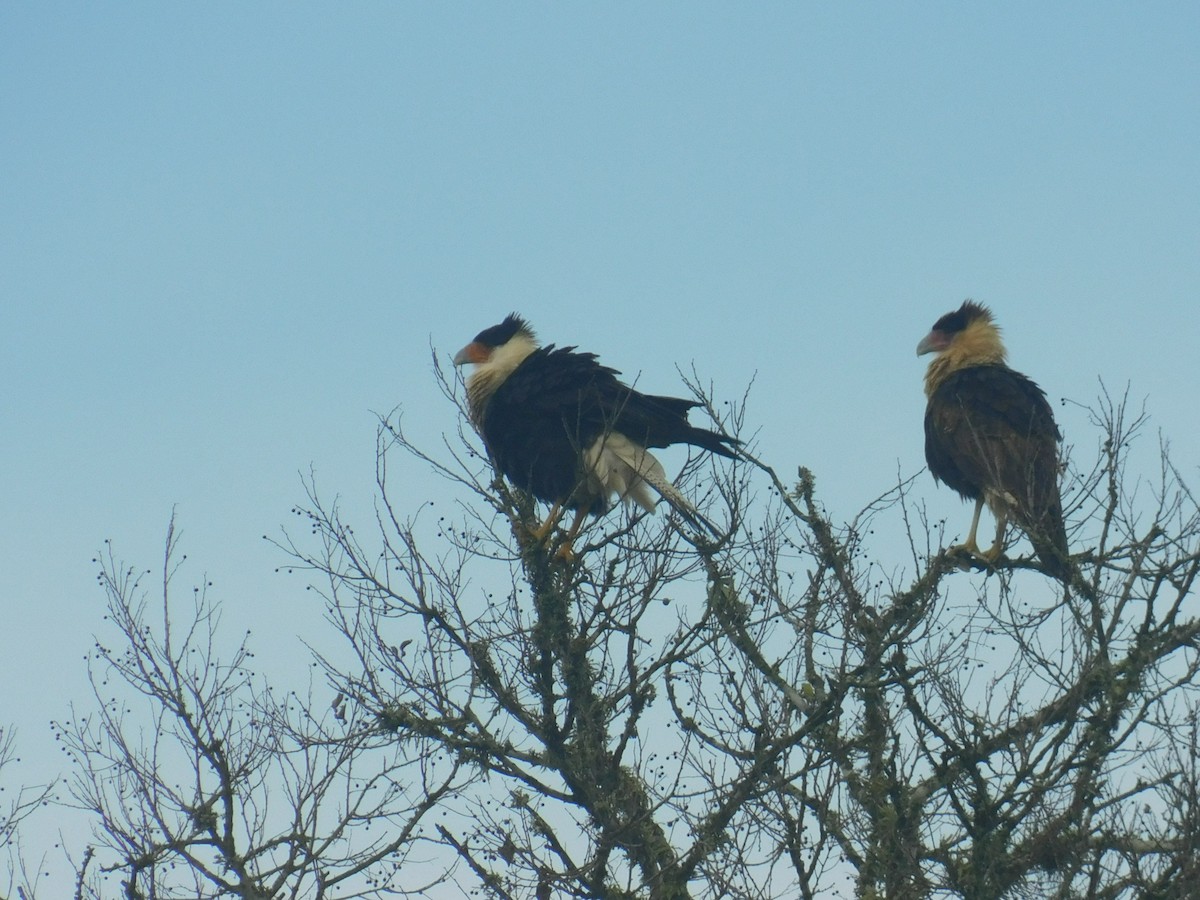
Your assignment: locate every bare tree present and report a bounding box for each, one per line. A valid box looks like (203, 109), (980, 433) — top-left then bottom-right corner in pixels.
(275, 369), (1200, 898)
(1, 726), (54, 900)
(55, 517), (461, 898)
(20, 367), (1200, 897)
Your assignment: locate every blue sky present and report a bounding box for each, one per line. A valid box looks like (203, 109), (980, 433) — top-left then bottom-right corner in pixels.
(2, 2), (1198, 885)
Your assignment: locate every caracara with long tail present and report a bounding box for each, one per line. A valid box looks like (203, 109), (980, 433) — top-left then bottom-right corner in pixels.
(918, 301), (1070, 579)
(454, 314), (739, 548)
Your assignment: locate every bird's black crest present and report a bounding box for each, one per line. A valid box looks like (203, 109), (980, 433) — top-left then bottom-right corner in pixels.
(473, 313), (534, 348)
(932, 300), (992, 335)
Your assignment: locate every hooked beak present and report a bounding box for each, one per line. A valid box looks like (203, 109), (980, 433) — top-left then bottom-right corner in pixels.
(453, 342), (488, 366)
(916, 330), (948, 356)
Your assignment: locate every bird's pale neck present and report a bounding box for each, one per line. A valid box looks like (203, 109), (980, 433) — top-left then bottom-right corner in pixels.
(466, 332), (538, 422)
(924, 319), (1008, 397)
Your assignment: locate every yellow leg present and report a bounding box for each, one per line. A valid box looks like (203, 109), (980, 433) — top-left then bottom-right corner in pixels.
(526, 501), (564, 544)
(980, 509), (1008, 564)
(554, 506), (591, 561)
(948, 499), (1007, 568)
(950, 498), (984, 557)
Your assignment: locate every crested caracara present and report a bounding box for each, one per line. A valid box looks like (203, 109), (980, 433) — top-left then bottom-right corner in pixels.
(918, 301), (1070, 579)
(453, 314), (739, 544)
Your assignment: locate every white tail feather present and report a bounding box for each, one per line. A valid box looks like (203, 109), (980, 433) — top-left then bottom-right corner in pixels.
(636, 458), (696, 516)
(583, 433), (716, 534)
(583, 433), (664, 513)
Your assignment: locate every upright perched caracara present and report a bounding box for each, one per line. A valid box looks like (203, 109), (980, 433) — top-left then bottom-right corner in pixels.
(918, 301), (1070, 579)
(454, 314), (739, 542)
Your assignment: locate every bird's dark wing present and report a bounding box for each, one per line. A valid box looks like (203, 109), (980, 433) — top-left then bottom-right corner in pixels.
(601, 385), (738, 458)
(567, 359), (740, 459)
(479, 346), (606, 504)
(925, 364), (1067, 568)
(488, 345), (737, 457)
